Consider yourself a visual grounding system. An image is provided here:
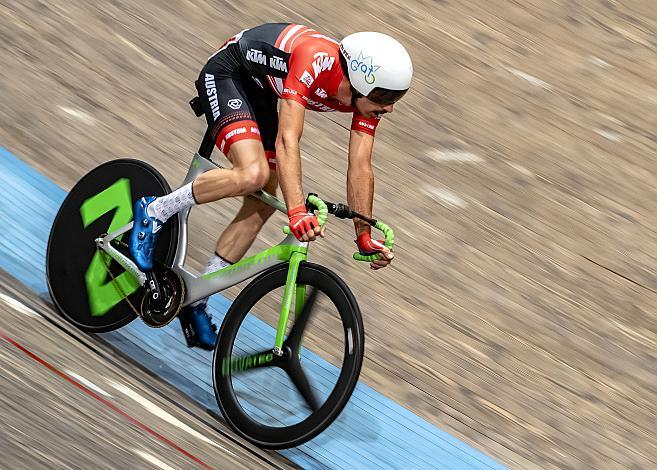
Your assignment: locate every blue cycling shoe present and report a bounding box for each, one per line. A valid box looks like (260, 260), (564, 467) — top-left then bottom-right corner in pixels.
(179, 303), (218, 351)
(129, 196), (163, 272)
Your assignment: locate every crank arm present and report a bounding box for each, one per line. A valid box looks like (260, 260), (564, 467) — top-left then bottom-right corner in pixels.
(95, 222), (147, 286)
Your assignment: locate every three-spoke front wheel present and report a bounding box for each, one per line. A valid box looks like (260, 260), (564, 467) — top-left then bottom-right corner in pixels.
(212, 262), (364, 449)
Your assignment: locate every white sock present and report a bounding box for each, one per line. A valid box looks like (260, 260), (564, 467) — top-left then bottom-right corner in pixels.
(204, 253), (233, 274)
(147, 182), (196, 222)
(191, 253), (233, 308)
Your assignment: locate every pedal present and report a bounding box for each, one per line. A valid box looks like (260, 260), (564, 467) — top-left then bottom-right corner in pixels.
(179, 316), (196, 347)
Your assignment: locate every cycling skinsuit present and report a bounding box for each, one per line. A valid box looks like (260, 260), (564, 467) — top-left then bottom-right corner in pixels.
(194, 23), (381, 169)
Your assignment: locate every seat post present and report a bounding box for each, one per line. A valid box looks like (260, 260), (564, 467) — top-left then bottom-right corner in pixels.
(197, 126), (215, 160)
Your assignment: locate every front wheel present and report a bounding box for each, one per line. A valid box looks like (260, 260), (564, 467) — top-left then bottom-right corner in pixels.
(212, 262), (364, 449)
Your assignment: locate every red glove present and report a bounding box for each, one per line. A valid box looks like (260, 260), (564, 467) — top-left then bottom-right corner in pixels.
(287, 205), (319, 240)
(356, 232), (386, 255)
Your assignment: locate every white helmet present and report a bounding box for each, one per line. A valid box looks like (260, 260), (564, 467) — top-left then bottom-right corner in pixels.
(339, 32), (413, 105)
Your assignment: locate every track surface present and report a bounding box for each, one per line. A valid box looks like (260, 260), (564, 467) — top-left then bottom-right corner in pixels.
(0, 270), (293, 470)
(4, 0), (657, 468)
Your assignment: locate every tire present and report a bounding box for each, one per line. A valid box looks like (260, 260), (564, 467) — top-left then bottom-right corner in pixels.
(212, 262), (364, 449)
(46, 159), (178, 332)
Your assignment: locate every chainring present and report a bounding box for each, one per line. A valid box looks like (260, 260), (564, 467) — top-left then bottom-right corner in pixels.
(140, 265), (185, 328)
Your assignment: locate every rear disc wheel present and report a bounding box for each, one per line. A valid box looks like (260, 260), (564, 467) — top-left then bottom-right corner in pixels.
(46, 159), (178, 332)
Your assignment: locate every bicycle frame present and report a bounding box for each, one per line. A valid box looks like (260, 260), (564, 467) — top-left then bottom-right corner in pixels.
(95, 152), (310, 354)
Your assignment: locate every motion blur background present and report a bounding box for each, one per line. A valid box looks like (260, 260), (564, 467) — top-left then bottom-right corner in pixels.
(2, 0), (657, 468)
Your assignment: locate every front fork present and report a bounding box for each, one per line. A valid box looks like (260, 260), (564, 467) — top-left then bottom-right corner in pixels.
(273, 251), (306, 356)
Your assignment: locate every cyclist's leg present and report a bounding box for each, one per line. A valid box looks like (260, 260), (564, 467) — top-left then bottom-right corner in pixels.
(179, 65), (272, 349)
(193, 139), (269, 202)
(129, 60), (268, 272)
(213, 83), (280, 263)
(213, 170), (279, 262)
(192, 66), (271, 203)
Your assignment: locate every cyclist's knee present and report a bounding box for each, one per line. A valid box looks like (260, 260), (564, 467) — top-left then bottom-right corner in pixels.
(239, 162), (269, 194)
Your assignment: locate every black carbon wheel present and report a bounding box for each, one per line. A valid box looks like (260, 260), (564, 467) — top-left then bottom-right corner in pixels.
(46, 159), (178, 332)
(212, 262), (364, 449)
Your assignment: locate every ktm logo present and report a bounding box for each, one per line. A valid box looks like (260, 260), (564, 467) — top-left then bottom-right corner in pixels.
(311, 52), (334, 77)
(246, 48), (266, 65)
(270, 56), (287, 72)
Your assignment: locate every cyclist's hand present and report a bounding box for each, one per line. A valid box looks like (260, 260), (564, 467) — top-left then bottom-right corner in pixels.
(356, 232), (394, 270)
(288, 205), (324, 242)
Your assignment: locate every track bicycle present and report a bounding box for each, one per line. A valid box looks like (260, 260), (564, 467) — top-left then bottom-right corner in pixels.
(46, 124), (394, 448)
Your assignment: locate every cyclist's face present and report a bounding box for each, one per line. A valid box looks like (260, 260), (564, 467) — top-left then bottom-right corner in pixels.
(355, 97), (394, 118)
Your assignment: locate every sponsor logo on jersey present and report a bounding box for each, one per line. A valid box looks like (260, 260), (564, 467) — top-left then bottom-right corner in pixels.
(225, 126), (247, 140)
(311, 52), (334, 78)
(250, 127), (260, 135)
(307, 98), (336, 112)
(314, 88), (328, 99)
(204, 73), (220, 120)
(283, 88), (298, 96)
(350, 52), (380, 85)
(270, 55), (288, 72)
(357, 120), (376, 130)
(227, 98), (242, 110)
(246, 48), (266, 65)
(299, 70), (314, 87)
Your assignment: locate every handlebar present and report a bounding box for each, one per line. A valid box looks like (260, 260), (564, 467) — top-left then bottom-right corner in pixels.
(282, 194), (329, 235)
(352, 220), (394, 262)
(283, 194), (395, 262)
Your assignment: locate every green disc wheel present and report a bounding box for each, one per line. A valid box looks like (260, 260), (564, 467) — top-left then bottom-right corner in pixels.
(212, 262), (365, 449)
(46, 159), (178, 332)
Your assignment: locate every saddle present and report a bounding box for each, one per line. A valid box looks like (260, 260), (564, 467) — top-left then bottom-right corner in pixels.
(189, 96), (203, 117)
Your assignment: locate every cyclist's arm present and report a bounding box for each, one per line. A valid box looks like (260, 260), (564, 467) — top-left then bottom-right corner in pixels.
(347, 129), (375, 236)
(276, 98), (307, 210)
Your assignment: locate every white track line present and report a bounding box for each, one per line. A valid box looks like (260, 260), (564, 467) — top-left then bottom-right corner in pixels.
(425, 187), (467, 208)
(589, 56), (612, 68)
(65, 370), (112, 397)
(108, 380), (230, 453)
(429, 149), (484, 163)
(0, 293), (41, 318)
(133, 449), (176, 470)
(594, 128), (622, 142)
(507, 68), (553, 91)
(114, 34), (161, 66)
(58, 106), (96, 125)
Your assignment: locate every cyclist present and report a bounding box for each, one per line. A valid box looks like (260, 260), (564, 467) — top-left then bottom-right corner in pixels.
(129, 23), (413, 350)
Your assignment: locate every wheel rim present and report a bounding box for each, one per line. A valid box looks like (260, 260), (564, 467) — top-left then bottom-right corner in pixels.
(213, 263), (363, 448)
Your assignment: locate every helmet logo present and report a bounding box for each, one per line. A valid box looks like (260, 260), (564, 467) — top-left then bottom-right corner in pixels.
(339, 44), (351, 61)
(350, 52), (380, 85)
